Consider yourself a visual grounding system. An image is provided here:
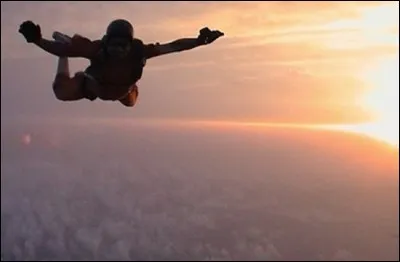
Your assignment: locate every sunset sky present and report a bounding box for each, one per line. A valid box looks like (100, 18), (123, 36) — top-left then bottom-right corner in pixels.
(1, 1), (399, 142)
(1, 3), (399, 260)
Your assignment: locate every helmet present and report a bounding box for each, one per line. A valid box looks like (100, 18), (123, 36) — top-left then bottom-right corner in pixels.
(106, 19), (134, 38)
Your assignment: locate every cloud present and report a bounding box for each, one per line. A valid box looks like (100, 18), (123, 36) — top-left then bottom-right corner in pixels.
(1, 120), (399, 260)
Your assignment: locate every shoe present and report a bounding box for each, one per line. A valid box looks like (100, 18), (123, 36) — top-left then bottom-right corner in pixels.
(52, 31), (72, 44)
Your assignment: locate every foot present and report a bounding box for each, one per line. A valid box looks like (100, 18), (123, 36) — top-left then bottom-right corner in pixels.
(52, 31), (72, 44)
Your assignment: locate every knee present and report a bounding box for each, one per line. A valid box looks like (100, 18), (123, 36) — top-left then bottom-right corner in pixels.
(120, 89), (138, 107)
(53, 89), (69, 101)
(52, 73), (86, 101)
(52, 74), (72, 101)
(121, 100), (136, 107)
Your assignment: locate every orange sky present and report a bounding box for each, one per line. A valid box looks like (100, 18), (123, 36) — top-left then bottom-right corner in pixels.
(1, 1), (399, 126)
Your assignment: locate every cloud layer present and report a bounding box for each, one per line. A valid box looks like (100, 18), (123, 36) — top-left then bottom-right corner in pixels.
(1, 119), (398, 260)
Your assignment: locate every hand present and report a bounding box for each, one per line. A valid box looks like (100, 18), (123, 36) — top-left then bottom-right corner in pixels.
(19, 20), (42, 43)
(198, 27), (224, 45)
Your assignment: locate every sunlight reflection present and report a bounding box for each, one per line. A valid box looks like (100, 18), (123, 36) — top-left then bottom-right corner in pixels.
(320, 121), (399, 148)
(190, 120), (399, 148)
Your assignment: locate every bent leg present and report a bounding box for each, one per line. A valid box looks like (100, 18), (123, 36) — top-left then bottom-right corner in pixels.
(52, 73), (86, 101)
(52, 53), (84, 101)
(53, 54), (99, 101)
(51, 33), (96, 101)
(119, 85), (139, 107)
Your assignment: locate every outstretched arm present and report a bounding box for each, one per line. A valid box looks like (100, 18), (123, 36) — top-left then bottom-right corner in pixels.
(19, 20), (96, 58)
(146, 27), (224, 59)
(146, 38), (202, 58)
(35, 38), (76, 57)
(34, 37), (96, 58)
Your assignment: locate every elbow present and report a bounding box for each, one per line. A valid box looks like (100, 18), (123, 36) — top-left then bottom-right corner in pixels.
(52, 48), (70, 57)
(49, 52), (64, 57)
(37, 40), (71, 57)
(51, 42), (71, 57)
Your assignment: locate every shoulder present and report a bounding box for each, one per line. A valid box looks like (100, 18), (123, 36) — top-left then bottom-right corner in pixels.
(143, 42), (161, 59)
(129, 39), (158, 59)
(131, 38), (145, 50)
(70, 35), (102, 58)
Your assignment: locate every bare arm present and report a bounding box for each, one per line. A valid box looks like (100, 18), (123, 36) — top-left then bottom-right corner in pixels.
(146, 28), (224, 59)
(34, 37), (97, 58)
(164, 38), (202, 52)
(19, 21), (98, 58)
(35, 38), (73, 57)
(146, 38), (202, 59)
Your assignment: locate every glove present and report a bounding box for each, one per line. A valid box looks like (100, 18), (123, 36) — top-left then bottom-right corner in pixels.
(198, 27), (224, 45)
(19, 21), (42, 43)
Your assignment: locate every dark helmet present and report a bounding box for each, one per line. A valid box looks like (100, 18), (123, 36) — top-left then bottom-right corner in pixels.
(106, 19), (134, 38)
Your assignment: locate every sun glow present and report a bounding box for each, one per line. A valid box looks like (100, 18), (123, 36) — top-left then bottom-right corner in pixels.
(355, 57), (399, 146)
(332, 122), (399, 147)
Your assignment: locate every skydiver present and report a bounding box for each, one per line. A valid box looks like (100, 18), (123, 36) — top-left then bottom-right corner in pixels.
(18, 19), (224, 107)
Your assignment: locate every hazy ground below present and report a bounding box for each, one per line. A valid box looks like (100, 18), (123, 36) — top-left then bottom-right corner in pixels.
(1, 118), (398, 261)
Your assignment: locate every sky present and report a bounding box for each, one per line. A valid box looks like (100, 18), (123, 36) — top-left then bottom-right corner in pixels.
(1, 2), (399, 260)
(1, 1), (399, 127)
